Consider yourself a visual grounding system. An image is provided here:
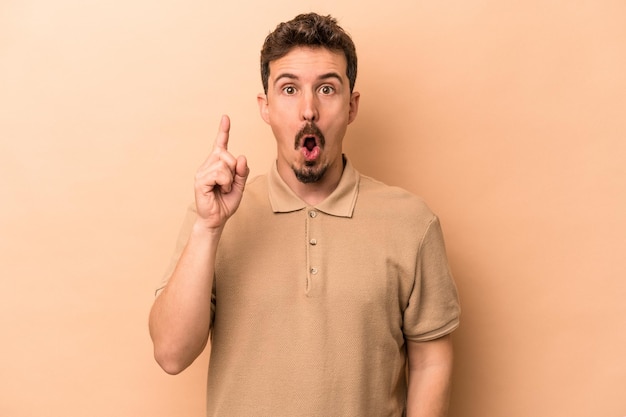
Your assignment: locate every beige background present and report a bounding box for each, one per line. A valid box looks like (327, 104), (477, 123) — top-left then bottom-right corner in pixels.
(1, 0), (625, 416)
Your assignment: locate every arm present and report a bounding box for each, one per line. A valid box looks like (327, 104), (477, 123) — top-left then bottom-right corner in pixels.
(148, 115), (249, 375)
(406, 334), (455, 417)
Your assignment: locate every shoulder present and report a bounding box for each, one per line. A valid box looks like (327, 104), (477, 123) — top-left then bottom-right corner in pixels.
(356, 174), (435, 222)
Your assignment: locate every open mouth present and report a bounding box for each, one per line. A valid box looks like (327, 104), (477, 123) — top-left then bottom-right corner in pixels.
(303, 136), (317, 151)
(295, 123), (325, 162)
(301, 136), (320, 161)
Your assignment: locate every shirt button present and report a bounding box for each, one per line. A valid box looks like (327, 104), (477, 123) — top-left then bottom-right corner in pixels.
(309, 210), (317, 218)
(310, 267), (318, 275)
(309, 238), (317, 245)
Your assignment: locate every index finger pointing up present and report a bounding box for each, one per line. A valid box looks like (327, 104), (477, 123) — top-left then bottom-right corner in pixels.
(213, 114), (231, 151)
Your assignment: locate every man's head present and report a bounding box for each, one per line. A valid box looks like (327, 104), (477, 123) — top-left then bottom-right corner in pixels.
(260, 13), (358, 94)
(257, 13), (360, 190)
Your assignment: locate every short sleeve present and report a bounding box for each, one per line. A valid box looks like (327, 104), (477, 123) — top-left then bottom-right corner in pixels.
(403, 215), (460, 341)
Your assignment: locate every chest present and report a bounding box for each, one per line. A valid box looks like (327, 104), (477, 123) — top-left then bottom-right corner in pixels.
(215, 207), (420, 315)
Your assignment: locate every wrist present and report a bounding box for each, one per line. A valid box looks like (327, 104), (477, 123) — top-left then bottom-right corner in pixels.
(191, 219), (224, 240)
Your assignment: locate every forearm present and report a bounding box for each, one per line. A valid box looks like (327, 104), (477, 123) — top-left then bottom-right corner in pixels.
(406, 336), (454, 417)
(149, 223), (222, 374)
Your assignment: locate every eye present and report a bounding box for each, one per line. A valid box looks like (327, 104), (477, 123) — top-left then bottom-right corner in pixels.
(283, 86), (296, 95)
(319, 85), (335, 95)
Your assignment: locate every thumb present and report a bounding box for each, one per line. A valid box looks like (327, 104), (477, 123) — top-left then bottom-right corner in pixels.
(233, 155), (249, 189)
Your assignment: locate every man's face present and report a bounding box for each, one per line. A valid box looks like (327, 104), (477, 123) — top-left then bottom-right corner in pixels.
(258, 46), (359, 184)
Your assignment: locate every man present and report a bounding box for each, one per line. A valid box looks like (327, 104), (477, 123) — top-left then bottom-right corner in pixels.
(149, 12), (460, 417)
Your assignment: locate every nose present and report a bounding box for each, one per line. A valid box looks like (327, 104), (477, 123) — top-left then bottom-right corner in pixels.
(301, 91), (318, 122)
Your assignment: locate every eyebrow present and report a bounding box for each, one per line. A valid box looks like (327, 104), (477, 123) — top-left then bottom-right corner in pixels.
(274, 72), (344, 84)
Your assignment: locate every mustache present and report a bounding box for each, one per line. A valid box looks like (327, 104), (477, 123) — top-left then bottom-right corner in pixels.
(295, 123), (325, 149)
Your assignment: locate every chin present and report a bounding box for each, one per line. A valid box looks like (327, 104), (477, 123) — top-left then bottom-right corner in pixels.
(292, 163), (328, 184)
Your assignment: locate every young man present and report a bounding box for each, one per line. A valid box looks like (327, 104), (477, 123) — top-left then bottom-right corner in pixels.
(149, 13), (460, 417)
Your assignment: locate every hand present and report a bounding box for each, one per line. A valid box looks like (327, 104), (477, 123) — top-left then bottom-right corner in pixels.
(194, 115), (249, 230)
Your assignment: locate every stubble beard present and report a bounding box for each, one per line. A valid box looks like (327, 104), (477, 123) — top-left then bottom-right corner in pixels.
(292, 162), (329, 184)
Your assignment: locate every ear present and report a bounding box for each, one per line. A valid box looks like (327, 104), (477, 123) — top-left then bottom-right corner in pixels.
(347, 91), (360, 125)
(257, 93), (270, 124)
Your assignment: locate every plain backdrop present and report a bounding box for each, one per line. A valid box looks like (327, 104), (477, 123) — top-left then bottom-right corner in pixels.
(1, 1), (625, 416)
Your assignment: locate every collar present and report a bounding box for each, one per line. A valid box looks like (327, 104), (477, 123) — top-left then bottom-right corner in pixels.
(268, 156), (360, 218)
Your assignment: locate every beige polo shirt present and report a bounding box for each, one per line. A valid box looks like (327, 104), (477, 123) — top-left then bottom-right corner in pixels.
(160, 158), (460, 417)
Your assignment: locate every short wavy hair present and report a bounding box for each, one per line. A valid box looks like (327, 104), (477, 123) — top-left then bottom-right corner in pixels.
(260, 13), (358, 94)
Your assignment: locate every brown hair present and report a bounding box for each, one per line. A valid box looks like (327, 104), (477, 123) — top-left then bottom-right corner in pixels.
(260, 13), (358, 94)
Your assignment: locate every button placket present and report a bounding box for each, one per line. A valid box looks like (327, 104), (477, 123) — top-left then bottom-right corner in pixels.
(306, 209), (321, 297)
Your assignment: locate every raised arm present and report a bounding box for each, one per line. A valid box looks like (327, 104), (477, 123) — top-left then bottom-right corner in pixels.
(148, 115), (249, 374)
